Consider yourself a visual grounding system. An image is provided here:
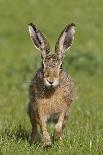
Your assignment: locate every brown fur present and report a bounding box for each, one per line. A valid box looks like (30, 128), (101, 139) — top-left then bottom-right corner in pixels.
(28, 23), (75, 147)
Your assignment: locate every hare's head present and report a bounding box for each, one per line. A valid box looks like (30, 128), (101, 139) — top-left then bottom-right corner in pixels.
(28, 23), (75, 88)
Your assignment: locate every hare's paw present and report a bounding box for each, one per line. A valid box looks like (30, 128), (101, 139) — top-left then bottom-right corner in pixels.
(53, 123), (63, 141)
(42, 131), (51, 148)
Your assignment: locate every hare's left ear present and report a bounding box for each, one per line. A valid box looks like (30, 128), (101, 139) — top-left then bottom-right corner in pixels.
(55, 23), (75, 59)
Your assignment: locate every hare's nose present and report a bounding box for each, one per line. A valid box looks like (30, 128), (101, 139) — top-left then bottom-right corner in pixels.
(47, 80), (54, 85)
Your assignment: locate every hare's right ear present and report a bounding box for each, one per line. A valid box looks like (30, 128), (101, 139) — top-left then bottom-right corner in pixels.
(28, 23), (50, 59)
(55, 23), (75, 59)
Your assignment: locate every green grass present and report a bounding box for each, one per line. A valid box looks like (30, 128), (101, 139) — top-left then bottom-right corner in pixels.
(0, 0), (103, 154)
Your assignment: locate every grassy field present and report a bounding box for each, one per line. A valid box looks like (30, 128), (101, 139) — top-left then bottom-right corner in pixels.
(0, 0), (103, 154)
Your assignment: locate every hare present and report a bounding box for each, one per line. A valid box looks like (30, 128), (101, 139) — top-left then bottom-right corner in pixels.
(28, 23), (75, 147)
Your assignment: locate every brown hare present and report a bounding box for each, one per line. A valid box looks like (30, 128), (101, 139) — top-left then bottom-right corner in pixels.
(28, 23), (75, 147)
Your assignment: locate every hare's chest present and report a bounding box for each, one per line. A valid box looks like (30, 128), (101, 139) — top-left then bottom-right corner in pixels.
(39, 90), (68, 115)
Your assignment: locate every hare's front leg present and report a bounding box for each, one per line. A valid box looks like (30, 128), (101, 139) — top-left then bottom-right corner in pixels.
(53, 112), (66, 141)
(39, 111), (51, 147)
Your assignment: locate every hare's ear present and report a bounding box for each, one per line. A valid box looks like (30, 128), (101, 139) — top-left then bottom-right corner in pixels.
(28, 23), (50, 59)
(55, 23), (75, 59)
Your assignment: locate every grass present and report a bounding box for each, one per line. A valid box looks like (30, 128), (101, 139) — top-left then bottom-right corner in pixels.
(0, 0), (103, 154)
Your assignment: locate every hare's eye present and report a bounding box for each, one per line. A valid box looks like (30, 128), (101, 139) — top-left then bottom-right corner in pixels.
(42, 63), (44, 68)
(60, 64), (63, 69)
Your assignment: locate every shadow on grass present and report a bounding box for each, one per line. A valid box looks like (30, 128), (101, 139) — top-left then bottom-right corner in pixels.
(1, 124), (60, 148)
(1, 124), (30, 142)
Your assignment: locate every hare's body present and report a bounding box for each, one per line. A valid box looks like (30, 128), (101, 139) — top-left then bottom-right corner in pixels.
(29, 68), (74, 122)
(28, 23), (75, 147)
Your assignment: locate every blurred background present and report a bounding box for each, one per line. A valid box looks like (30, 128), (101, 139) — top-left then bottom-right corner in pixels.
(0, 0), (103, 154)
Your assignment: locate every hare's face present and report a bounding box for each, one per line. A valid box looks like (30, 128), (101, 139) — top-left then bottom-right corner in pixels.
(43, 54), (62, 88)
(28, 22), (75, 87)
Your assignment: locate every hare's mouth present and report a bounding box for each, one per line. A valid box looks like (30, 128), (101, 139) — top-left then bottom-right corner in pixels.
(44, 78), (59, 88)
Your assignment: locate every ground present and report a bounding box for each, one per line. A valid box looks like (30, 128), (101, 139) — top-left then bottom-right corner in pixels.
(0, 0), (103, 154)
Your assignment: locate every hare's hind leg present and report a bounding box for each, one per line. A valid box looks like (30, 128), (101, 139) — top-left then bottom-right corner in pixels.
(29, 107), (40, 145)
(53, 112), (66, 141)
